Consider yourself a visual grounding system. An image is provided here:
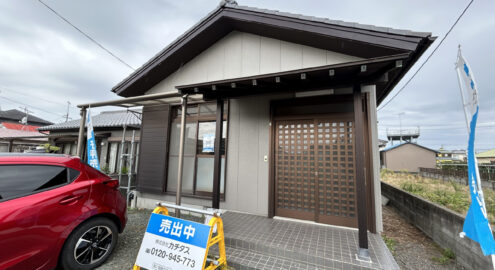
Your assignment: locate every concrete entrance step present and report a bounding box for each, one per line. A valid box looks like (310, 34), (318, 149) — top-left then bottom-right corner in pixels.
(224, 235), (376, 270)
(219, 212), (398, 269)
(224, 246), (326, 270)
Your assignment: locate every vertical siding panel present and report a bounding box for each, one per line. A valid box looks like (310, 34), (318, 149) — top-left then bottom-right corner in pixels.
(241, 33), (261, 77)
(146, 31), (363, 95)
(223, 99), (241, 211)
(206, 42), (225, 81)
(237, 97), (260, 214)
(281, 41), (303, 71)
(260, 37), (281, 74)
(257, 96), (270, 215)
(302, 45), (327, 68)
(326, 50), (361, 65)
(224, 31), (242, 79)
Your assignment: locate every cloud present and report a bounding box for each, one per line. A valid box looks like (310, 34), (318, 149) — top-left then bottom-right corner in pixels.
(0, 0), (493, 150)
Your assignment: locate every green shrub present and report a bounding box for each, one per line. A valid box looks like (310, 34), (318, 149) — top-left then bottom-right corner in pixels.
(401, 182), (425, 193)
(382, 235), (397, 255)
(432, 248), (455, 264)
(101, 164), (110, 174)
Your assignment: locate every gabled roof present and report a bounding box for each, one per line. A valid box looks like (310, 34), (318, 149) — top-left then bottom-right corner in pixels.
(38, 110), (141, 131)
(0, 128), (47, 140)
(1, 122), (40, 132)
(112, 2), (435, 98)
(0, 109), (53, 125)
(381, 142), (438, 153)
(477, 149), (495, 158)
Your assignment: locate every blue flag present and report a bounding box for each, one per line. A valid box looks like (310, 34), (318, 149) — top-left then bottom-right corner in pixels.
(456, 47), (495, 256)
(86, 108), (100, 170)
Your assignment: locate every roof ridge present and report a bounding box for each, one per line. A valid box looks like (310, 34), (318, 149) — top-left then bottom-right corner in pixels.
(226, 3), (431, 38)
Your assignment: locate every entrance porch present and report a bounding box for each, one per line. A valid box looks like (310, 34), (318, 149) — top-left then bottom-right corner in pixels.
(213, 211), (398, 269)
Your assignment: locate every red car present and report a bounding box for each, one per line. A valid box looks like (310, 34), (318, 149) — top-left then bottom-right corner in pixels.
(0, 153), (127, 270)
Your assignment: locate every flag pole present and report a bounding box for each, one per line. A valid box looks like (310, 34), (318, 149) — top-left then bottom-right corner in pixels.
(455, 45), (470, 130)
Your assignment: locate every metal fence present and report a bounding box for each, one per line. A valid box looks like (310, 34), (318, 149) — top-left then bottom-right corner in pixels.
(419, 166), (495, 190)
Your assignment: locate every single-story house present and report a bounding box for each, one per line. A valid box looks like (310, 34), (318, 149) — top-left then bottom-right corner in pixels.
(0, 109), (53, 126)
(74, 1), (434, 257)
(378, 139), (388, 150)
(0, 128), (48, 152)
(380, 142), (438, 172)
(477, 149), (495, 164)
(38, 110), (141, 174)
(437, 148), (466, 163)
(0, 109), (52, 152)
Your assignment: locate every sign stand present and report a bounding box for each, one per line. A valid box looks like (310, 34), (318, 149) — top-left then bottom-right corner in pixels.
(133, 203), (227, 270)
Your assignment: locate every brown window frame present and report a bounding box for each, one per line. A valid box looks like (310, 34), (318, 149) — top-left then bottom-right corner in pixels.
(165, 101), (228, 200)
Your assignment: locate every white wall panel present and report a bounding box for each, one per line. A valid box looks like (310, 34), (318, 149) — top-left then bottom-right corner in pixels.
(146, 31), (362, 95)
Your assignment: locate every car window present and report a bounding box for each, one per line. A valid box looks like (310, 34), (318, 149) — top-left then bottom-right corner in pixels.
(68, 168), (81, 181)
(0, 165), (69, 201)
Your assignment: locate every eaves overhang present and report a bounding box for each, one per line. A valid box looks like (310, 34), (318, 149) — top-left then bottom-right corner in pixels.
(111, 3), (434, 99)
(177, 53), (411, 103)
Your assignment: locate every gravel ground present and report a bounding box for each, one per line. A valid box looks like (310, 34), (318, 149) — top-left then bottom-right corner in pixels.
(382, 205), (465, 270)
(97, 209), (205, 270)
(97, 209), (150, 270)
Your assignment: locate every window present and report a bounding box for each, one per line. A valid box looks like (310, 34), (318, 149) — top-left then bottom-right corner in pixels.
(108, 142), (119, 173)
(0, 165), (73, 201)
(166, 102), (228, 197)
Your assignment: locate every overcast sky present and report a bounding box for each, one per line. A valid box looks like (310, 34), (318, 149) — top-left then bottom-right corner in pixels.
(0, 0), (493, 151)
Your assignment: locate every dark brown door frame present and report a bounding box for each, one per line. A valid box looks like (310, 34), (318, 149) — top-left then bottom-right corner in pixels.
(268, 94), (376, 232)
(212, 98), (224, 209)
(353, 85), (368, 251)
(363, 92), (377, 234)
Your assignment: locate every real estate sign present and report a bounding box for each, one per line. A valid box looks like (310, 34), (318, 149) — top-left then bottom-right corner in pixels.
(135, 213), (211, 270)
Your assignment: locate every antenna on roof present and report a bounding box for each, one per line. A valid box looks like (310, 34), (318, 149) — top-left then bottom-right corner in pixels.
(19, 106), (33, 126)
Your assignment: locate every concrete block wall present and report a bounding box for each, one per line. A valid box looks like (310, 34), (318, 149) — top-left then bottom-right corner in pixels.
(419, 171), (495, 190)
(381, 182), (492, 270)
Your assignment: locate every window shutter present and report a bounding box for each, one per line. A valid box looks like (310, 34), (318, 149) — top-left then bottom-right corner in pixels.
(136, 104), (171, 193)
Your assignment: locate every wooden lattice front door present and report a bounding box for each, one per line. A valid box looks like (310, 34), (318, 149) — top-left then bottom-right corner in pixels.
(274, 114), (358, 227)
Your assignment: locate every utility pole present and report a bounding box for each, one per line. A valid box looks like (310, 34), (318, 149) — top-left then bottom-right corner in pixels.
(64, 101), (71, 122)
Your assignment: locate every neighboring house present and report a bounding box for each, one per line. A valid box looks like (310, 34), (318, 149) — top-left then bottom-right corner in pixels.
(378, 139), (388, 150)
(0, 109), (53, 126)
(477, 149), (495, 164)
(0, 128), (47, 152)
(0, 109), (52, 152)
(437, 149), (467, 163)
(38, 110), (141, 174)
(97, 1), (435, 236)
(380, 142), (437, 172)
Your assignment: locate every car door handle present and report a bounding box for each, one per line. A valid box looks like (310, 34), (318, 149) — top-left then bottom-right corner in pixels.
(59, 195), (83, 205)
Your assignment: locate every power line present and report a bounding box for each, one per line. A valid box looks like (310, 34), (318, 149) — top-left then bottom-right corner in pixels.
(378, 0), (475, 111)
(0, 95), (66, 118)
(37, 0), (136, 71)
(0, 85), (78, 110)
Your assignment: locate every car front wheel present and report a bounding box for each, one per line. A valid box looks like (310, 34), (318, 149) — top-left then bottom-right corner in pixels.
(60, 217), (118, 270)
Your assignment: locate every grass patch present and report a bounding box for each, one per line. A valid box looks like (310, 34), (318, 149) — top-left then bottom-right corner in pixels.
(382, 170), (495, 224)
(431, 248), (455, 264)
(382, 235), (397, 255)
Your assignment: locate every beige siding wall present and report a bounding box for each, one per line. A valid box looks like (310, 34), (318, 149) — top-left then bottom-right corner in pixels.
(383, 144), (436, 172)
(136, 31), (368, 217)
(136, 93), (291, 215)
(146, 31), (362, 95)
